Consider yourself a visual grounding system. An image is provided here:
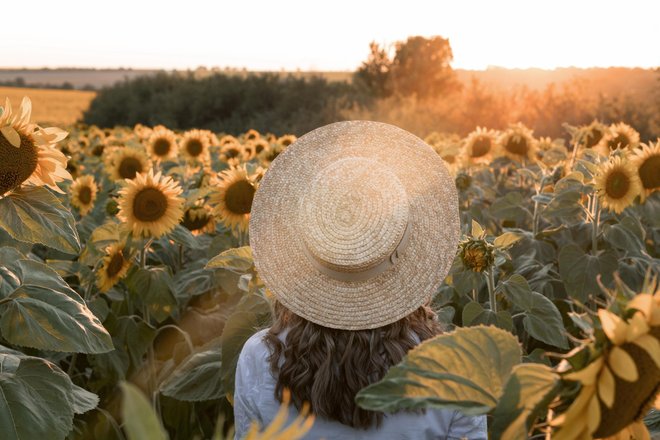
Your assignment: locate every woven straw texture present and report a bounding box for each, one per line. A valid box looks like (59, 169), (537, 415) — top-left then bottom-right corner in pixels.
(249, 121), (460, 330)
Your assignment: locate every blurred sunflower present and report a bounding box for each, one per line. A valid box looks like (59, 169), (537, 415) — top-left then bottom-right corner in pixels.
(181, 204), (216, 235)
(244, 129), (260, 141)
(0, 97), (71, 196)
(277, 134), (297, 147)
(461, 127), (499, 165)
(220, 142), (245, 163)
(96, 242), (132, 292)
(109, 147), (151, 181)
(133, 123), (153, 141)
(70, 175), (98, 216)
(498, 123), (537, 163)
(219, 134), (239, 146)
(210, 165), (260, 233)
(598, 123), (640, 157)
(579, 120), (609, 150)
(594, 155), (642, 214)
(117, 169), (184, 238)
(147, 127), (178, 161)
(552, 276), (660, 440)
(181, 129), (210, 164)
(630, 140), (660, 202)
(259, 143), (284, 167)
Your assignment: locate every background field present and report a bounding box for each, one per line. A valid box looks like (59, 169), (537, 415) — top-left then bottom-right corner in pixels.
(0, 86), (96, 126)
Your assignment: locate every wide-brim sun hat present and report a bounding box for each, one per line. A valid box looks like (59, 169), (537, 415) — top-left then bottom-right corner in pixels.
(249, 120), (460, 330)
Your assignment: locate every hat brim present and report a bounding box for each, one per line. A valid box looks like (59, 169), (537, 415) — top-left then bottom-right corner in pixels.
(249, 120), (460, 330)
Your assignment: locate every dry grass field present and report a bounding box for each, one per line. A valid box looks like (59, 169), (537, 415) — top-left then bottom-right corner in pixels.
(0, 86), (96, 126)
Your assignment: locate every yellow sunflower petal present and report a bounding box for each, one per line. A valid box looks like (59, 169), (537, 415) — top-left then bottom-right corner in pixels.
(1, 125), (20, 148)
(608, 346), (639, 382)
(587, 393), (601, 434)
(632, 334), (660, 369)
(599, 309), (627, 345)
(626, 312), (650, 342)
(628, 294), (653, 319)
(563, 356), (604, 386)
(597, 365), (616, 408)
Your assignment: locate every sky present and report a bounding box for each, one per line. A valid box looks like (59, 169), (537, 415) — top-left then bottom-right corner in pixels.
(3, 0), (659, 71)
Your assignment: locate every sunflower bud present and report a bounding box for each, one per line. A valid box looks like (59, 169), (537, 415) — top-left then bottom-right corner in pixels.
(459, 238), (494, 272)
(106, 199), (119, 216)
(454, 172), (472, 192)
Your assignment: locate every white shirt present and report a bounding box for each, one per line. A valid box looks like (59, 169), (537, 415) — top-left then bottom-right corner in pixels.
(234, 328), (488, 440)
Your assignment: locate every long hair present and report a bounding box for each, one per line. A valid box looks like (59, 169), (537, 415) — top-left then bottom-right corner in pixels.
(263, 300), (443, 429)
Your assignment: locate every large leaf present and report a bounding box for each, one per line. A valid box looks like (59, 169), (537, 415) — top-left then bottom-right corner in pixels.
(160, 344), (223, 401)
(558, 244), (617, 302)
(462, 301), (513, 331)
(0, 186), (80, 254)
(0, 355), (75, 440)
(120, 382), (168, 440)
(490, 363), (560, 440)
(126, 266), (178, 323)
(206, 246), (254, 273)
(0, 259), (113, 353)
(602, 216), (647, 257)
(499, 275), (568, 348)
(220, 311), (264, 394)
(356, 326), (522, 415)
(490, 192), (529, 223)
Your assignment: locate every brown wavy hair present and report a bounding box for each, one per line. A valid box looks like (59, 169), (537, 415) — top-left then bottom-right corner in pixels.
(263, 300), (443, 429)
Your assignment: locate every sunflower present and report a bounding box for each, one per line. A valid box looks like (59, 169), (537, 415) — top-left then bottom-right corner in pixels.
(630, 140), (660, 202)
(277, 134), (297, 147)
(147, 127), (178, 160)
(259, 143), (285, 167)
(0, 97), (71, 196)
(579, 120), (609, 150)
(497, 123), (537, 163)
(181, 204), (216, 235)
(109, 147), (151, 181)
(243, 139), (270, 161)
(210, 165), (259, 233)
(133, 123), (153, 141)
(96, 242), (132, 292)
(552, 276), (660, 439)
(244, 129), (260, 141)
(220, 142), (245, 163)
(593, 155), (642, 214)
(70, 175), (98, 216)
(180, 129), (210, 164)
(219, 134), (239, 146)
(461, 127), (499, 166)
(117, 169), (184, 238)
(598, 122), (640, 157)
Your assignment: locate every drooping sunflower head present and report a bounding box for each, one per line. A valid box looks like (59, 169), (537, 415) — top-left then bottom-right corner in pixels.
(96, 242), (132, 293)
(181, 204), (216, 236)
(454, 171), (472, 192)
(117, 169), (185, 238)
(133, 123), (153, 141)
(180, 129), (210, 164)
(462, 127), (500, 165)
(243, 129), (260, 141)
(498, 123), (537, 162)
(277, 134), (297, 147)
(109, 147), (151, 181)
(578, 120), (609, 149)
(70, 175), (99, 216)
(147, 127), (178, 160)
(0, 97), (71, 196)
(458, 238), (494, 272)
(209, 165), (259, 233)
(599, 122), (640, 156)
(594, 155), (643, 214)
(220, 142), (245, 163)
(250, 139), (270, 159)
(630, 140), (660, 202)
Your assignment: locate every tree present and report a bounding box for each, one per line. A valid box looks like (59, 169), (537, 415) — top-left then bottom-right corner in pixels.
(389, 35), (460, 99)
(353, 41), (393, 99)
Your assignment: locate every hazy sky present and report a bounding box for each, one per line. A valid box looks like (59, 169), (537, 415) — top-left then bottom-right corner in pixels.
(3, 0), (659, 70)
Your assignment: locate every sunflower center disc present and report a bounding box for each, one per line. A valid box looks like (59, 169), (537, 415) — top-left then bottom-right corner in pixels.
(225, 180), (255, 215)
(585, 128), (603, 148)
(299, 157), (409, 274)
(153, 138), (171, 156)
(471, 137), (491, 157)
(186, 140), (203, 157)
(78, 186), (92, 204)
(133, 187), (168, 222)
(639, 154), (660, 189)
(605, 170), (630, 199)
(106, 252), (125, 278)
(224, 147), (240, 159)
(255, 143), (265, 154)
(182, 209), (210, 231)
(505, 137), (528, 156)
(118, 157), (144, 179)
(0, 132), (39, 195)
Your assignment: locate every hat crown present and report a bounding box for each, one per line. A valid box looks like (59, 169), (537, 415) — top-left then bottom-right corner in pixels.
(298, 157), (409, 274)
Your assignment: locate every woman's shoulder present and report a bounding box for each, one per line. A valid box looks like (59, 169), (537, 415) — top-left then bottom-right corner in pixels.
(240, 328), (271, 361)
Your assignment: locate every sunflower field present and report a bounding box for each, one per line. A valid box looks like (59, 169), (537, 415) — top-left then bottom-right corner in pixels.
(0, 96), (659, 440)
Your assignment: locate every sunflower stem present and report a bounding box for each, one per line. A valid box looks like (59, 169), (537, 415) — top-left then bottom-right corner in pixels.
(568, 137), (580, 171)
(486, 268), (497, 313)
(67, 353), (78, 376)
(591, 194), (600, 255)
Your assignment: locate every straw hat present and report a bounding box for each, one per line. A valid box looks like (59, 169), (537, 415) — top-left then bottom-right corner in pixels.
(249, 121), (460, 330)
